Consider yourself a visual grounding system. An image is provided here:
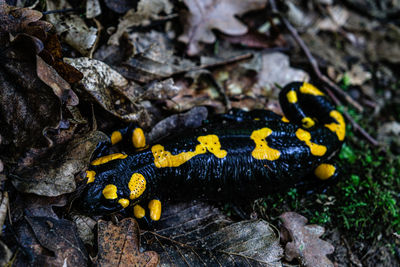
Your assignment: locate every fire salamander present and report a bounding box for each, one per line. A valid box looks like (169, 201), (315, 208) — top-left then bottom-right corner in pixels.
(80, 82), (346, 221)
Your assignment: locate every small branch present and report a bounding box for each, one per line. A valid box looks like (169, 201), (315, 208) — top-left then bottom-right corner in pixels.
(343, 111), (379, 146)
(42, 8), (83, 15)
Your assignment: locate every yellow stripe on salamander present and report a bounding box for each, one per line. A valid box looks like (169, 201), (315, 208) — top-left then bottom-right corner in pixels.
(300, 82), (324, 96)
(325, 110), (346, 141)
(152, 135), (227, 168)
(296, 128), (327, 156)
(250, 128), (281, 161)
(91, 153), (128, 165)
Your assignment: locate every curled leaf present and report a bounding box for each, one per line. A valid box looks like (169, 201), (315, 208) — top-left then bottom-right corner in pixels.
(97, 218), (159, 266)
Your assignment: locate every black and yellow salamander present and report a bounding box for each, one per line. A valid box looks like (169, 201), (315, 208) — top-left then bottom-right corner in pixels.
(80, 82), (346, 221)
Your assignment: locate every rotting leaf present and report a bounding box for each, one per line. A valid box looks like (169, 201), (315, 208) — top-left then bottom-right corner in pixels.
(36, 55), (79, 106)
(45, 0), (97, 56)
(0, 2), (82, 160)
(64, 57), (153, 124)
(25, 216), (88, 266)
(141, 201), (283, 266)
(97, 31), (197, 83)
(257, 52), (309, 91)
(108, 0), (173, 45)
(71, 213), (97, 246)
(117, 43), (196, 83)
(11, 131), (108, 197)
(280, 212), (334, 267)
(178, 0), (268, 55)
(97, 218), (159, 266)
(0, 240), (12, 267)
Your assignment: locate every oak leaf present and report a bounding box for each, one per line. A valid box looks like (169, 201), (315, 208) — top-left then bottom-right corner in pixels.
(280, 212), (334, 267)
(178, 0), (268, 55)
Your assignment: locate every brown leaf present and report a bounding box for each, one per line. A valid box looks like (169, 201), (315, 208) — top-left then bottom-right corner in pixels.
(0, 45), (62, 159)
(257, 52), (309, 90)
(46, 0), (98, 56)
(25, 216), (88, 266)
(108, 0), (173, 45)
(280, 212), (334, 267)
(11, 131), (108, 197)
(178, 0), (268, 55)
(0, 3), (43, 34)
(97, 218), (159, 266)
(0, 2), (83, 160)
(41, 33), (84, 84)
(36, 55), (79, 106)
(64, 57), (152, 124)
(142, 201), (283, 266)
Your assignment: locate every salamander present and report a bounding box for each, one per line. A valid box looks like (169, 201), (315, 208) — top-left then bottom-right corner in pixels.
(80, 82), (346, 221)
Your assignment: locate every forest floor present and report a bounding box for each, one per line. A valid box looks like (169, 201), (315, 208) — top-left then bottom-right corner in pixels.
(0, 0), (399, 266)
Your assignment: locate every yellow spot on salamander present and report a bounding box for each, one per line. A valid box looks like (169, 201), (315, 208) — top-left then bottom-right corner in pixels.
(286, 90), (298, 103)
(152, 135), (227, 168)
(314, 163), (336, 180)
(300, 82), (324, 96)
(281, 116), (290, 123)
(86, 170), (96, 184)
(148, 199), (162, 221)
(324, 110), (346, 141)
(91, 153), (128, 166)
(302, 117), (315, 128)
(111, 131), (122, 145)
(128, 173), (146, 199)
(118, 198), (129, 208)
(296, 128), (327, 156)
(132, 128), (146, 148)
(133, 204), (145, 219)
(250, 128), (281, 161)
(102, 184), (118, 199)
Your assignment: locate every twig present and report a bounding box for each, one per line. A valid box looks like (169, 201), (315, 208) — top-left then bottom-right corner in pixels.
(42, 8), (83, 15)
(270, 0), (379, 146)
(269, 0), (363, 112)
(174, 53), (253, 75)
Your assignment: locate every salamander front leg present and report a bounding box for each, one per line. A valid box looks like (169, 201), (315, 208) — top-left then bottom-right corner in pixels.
(133, 198), (162, 222)
(313, 162), (339, 183)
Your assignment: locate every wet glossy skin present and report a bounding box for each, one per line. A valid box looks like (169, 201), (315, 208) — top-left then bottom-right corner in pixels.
(80, 82), (345, 218)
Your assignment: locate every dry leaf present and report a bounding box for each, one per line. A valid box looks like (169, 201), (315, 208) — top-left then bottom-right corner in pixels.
(257, 52), (309, 90)
(64, 57), (152, 124)
(46, 0), (97, 55)
(280, 212), (334, 267)
(24, 216), (88, 266)
(97, 218), (159, 266)
(142, 201), (283, 266)
(86, 0), (101, 19)
(108, 0), (173, 45)
(0, 240), (12, 266)
(11, 131), (108, 196)
(117, 42), (196, 83)
(71, 213), (97, 246)
(178, 0), (268, 55)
